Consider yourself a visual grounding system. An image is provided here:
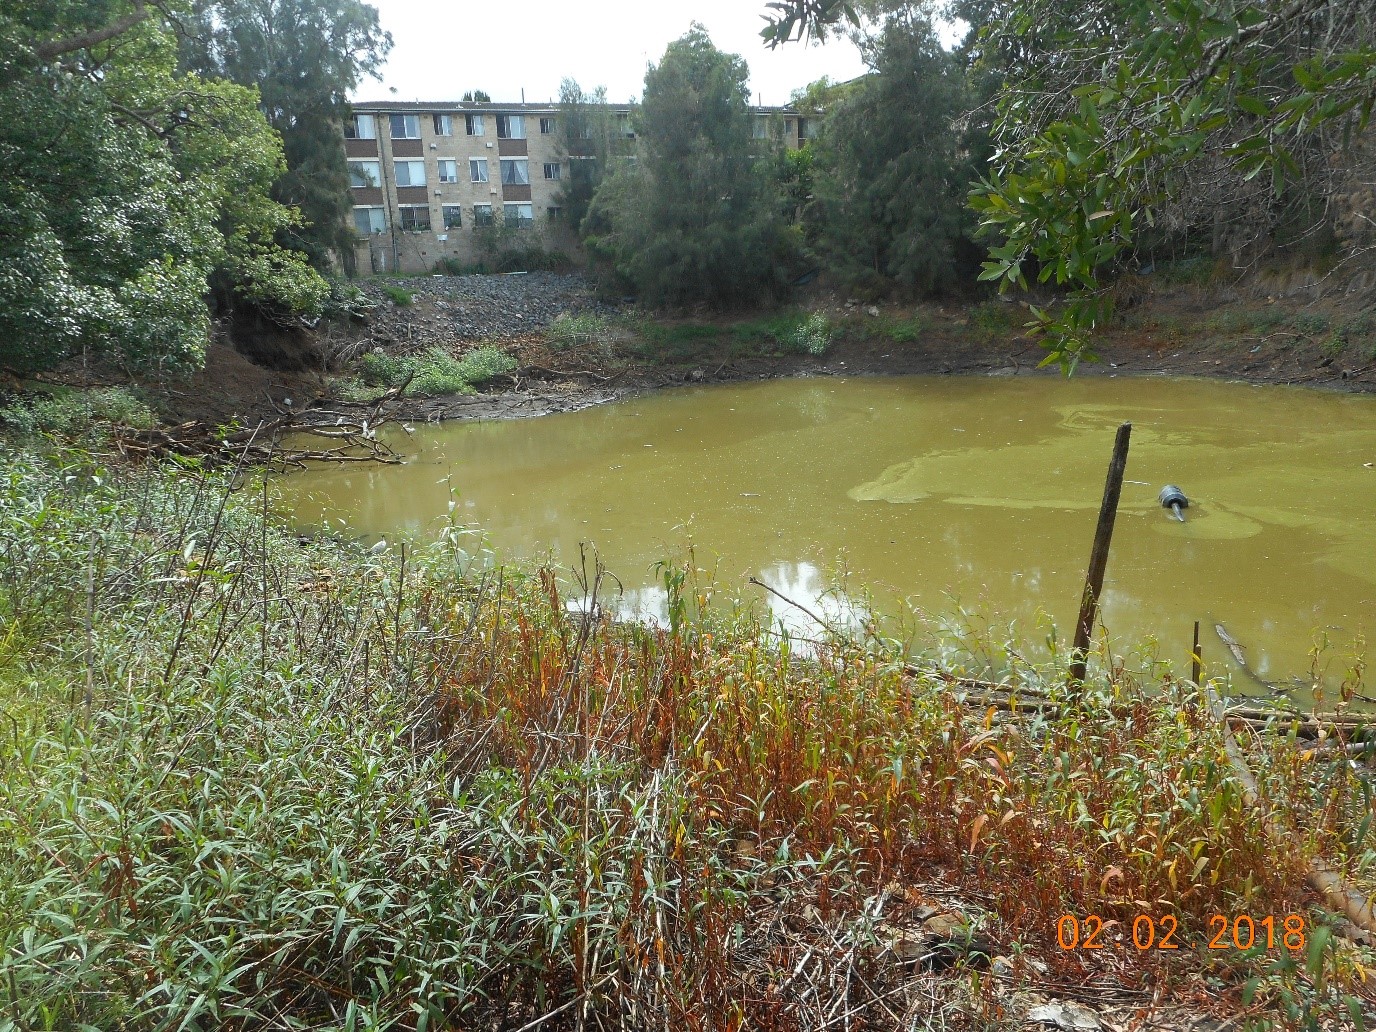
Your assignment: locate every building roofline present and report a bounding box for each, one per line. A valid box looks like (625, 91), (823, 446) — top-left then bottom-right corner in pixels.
(351, 100), (800, 116)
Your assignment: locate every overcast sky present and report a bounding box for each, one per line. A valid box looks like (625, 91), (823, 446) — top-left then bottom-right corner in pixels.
(351, 0), (871, 107)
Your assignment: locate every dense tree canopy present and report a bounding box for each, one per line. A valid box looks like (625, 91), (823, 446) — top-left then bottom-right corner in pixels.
(181, 0), (391, 274)
(585, 26), (797, 307)
(969, 0), (1376, 367)
(0, 0), (325, 376)
(808, 10), (977, 295)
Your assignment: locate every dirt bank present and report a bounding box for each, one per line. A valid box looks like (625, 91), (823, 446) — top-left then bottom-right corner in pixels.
(155, 270), (1376, 429)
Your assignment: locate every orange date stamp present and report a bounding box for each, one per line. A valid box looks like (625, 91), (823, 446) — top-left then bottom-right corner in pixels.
(1057, 913), (1307, 952)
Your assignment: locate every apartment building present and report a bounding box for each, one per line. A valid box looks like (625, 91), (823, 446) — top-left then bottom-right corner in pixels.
(345, 100), (812, 275)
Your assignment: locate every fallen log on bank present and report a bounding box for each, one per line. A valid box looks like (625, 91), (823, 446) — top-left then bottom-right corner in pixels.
(112, 376), (413, 469)
(1206, 687), (1376, 939)
(113, 415), (404, 469)
(904, 665), (1376, 741)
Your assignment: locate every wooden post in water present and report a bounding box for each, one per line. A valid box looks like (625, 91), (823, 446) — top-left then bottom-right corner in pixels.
(1069, 422), (1132, 684)
(1191, 620), (1202, 684)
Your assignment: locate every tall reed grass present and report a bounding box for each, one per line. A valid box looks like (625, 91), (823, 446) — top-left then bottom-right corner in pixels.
(0, 448), (1372, 1029)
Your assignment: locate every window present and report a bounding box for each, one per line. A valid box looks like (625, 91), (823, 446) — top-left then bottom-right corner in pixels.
(785, 118), (795, 134)
(543, 162), (561, 181)
(348, 160), (380, 188)
(500, 158), (529, 186)
(496, 114), (525, 139)
(399, 205), (431, 231)
(546, 205), (564, 221)
(344, 114), (376, 140)
(469, 158), (488, 183)
(799, 117), (819, 141)
(503, 202), (533, 228)
(752, 116), (769, 139)
(394, 160), (426, 187)
(353, 206), (385, 234)
(442, 204), (463, 229)
(433, 113), (454, 136)
(539, 116), (556, 134)
(389, 113), (421, 139)
(437, 159), (459, 183)
(473, 203), (494, 227)
(465, 113), (485, 136)
(616, 113), (634, 138)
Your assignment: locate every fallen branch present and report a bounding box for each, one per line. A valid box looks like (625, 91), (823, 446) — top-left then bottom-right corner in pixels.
(903, 664), (1375, 739)
(111, 402), (408, 469)
(1206, 687), (1376, 938)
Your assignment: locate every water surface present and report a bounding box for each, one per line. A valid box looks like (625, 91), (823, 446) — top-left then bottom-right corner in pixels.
(277, 376), (1376, 687)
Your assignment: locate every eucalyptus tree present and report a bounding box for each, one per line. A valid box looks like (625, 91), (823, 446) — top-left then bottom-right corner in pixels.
(181, 0), (392, 273)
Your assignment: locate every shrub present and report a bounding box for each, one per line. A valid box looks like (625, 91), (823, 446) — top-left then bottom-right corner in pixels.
(380, 284), (414, 306)
(357, 349), (407, 387)
(0, 387), (156, 442)
(459, 345), (518, 382)
(1291, 312), (1331, 335)
(967, 299), (1022, 341)
(356, 346), (517, 395)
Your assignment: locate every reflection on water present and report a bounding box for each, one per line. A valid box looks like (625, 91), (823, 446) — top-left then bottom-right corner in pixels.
(276, 375), (1376, 688)
(608, 560), (869, 637)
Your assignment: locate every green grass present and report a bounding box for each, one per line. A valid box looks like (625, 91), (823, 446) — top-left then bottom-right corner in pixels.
(1152, 255), (1223, 285)
(728, 310), (834, 355)
(1, 451), (1373, 1028)
(966, 299), (1026, 342)
(627, 311), (834, 361)
(1291, 312), (1332, 336)
(380, 284), (414, 306)
(1204, 306), (1290, 336)
(357, 345), (517, 395)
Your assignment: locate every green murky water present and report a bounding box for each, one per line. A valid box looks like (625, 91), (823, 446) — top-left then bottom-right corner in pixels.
(276, 376), (1376, 687)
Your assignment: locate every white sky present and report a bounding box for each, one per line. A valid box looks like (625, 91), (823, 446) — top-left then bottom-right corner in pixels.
(352, 0), (871, 107)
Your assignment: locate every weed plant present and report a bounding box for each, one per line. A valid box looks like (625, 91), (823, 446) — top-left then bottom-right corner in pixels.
(0, 452), (1373, 1028)
(357, 345), (517, 395)
(728, 310), (833, 355)
(545, 312), (613, 351)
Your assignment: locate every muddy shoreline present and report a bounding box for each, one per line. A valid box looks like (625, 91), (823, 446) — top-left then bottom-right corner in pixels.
(330, 325), (1376, 427)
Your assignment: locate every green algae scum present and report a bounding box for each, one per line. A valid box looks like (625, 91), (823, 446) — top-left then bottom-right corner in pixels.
(276, 376), (1376, 689)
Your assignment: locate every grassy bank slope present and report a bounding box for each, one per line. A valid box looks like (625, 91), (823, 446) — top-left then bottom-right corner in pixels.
(1, 451), (1373, 1029)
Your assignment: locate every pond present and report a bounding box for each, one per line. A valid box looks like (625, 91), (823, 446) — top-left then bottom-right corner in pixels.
(276, 376), (1376, 691)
